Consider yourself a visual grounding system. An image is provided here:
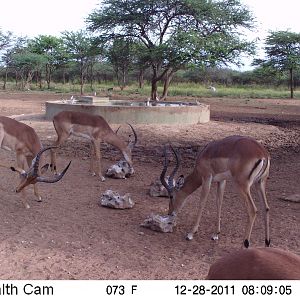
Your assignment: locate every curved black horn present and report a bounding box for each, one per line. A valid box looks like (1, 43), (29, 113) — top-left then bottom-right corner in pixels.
(36, 160), (71, 183)
(127, 123), (137, 149)
(160, 145), (173, 194)
(160, 145), (181, 196)
(168, 145), (180, 187)
(115, 125), (121, 134)
(32, 146), (58, 175)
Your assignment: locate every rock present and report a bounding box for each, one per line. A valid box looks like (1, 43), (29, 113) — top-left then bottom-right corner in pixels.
(141, 213), (176, 233)
(100, 190), (134, 209)
(105, 160), (134, 179)
(279, 194), (300, 203)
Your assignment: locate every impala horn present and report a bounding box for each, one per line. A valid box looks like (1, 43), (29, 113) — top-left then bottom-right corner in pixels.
(31, 146), (71, 183)
(160, 145), (180, 197)
(127, 123), (137, 149)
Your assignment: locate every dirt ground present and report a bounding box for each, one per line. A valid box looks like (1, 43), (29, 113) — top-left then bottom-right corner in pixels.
(0, 91), (299, 280)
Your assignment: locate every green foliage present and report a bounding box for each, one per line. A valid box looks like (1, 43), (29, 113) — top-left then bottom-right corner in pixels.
(0, 29), (13, 51)
(87, 0), (256, 99)
(254, 30), (300, 98)
(264, 31), (300, 70)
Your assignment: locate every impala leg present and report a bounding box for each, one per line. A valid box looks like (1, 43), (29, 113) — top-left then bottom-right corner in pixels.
(93, 140), (105, 181)
(51, 132), (69, 174)
(89, 142), (96, 175)
(33, 184), (42, 202)
(237, 184), (258, 248)
(186, 175), (212, 241)
(212, 180), (226, 241)
(16, 153), (30, 209)
(25, 156), (42, 202)
(255, 178), (270, 247)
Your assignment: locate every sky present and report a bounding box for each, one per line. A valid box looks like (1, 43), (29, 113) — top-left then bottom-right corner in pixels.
(0, 0), (299, 70)
(0, 0), (100, 37)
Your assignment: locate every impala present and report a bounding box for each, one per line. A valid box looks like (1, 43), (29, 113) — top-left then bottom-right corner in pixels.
(161, 135), (271, 248)
(50, 110), (137, 181)
(206, 247), (300, 279)
(0, 116), (71, 208)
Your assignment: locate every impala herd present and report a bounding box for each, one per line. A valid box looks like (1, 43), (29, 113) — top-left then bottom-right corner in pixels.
(0, 109), (299, 279)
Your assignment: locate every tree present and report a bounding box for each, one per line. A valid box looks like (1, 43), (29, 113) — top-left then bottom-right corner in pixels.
(11, 51), (47, 90)
(107, 38), (135, 89)
(87, 0), (256, 100)
(0, 29), (12, 50)
(0, 30), (14, 89)
(254, 31), (300, 98)
(29, 35), (63, 89)
(62, 30), (99, 95)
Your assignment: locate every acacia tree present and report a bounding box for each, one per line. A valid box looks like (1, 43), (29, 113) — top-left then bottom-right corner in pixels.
(29, 35), (63, 89)
(62, 30), (98, 95)
(254, 31), (300, 98)
(87, 0), (255, 100)
(107, 38), (135, 89)
(11, 51), (47, 90)
(0, 30), (14, 89)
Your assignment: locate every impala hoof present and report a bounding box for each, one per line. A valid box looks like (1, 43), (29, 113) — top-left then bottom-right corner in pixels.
(186, 233), (194, 241)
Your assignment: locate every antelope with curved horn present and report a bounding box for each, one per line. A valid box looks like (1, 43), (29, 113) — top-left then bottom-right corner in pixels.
(161, 135), (271, 248)
(50, 111), (137, 181)
(0, 116), (71, 208)
(206, 247), (300, 280)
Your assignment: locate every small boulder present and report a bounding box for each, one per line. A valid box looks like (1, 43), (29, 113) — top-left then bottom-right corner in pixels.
(100, 190), (134, 209)
(105, 160), (134, 179)
(141, 213), (176, 233)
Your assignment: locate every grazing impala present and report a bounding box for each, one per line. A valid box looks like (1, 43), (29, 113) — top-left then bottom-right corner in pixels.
(206, 247), (300, 279)
(50, 111), (137, 181)
(0, 116), (71, 208)
(161, 135), (270, 248)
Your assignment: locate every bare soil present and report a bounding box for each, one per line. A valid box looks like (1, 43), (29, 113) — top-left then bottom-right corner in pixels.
(0, 91), (299, 279)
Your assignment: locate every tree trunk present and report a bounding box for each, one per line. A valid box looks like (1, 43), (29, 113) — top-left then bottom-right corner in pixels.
(2, 68), (8, 90)
(151, 79), (159, 100)
(90, 63), (94, 91)
(161, 68), (175, 101)
(138, 69), (144, 89)
(120, 67), (126, 90)
(80, 60), (84, 95)
(46, 64), (51, 89)
(62, 66), (66, 85)
(289, 68), (294, 99)
(151, 65), (159, 100)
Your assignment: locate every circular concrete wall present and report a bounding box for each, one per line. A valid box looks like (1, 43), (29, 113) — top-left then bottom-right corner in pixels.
(45, 99), (210, 124)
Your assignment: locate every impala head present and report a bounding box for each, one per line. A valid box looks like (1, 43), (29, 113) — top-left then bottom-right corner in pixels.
(160, 145), (185, 216)
(121, 123), (138, 167)
(11, 146), (71, 193)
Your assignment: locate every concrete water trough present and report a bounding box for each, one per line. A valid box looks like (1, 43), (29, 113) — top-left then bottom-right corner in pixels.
(45, 96), (210, 124)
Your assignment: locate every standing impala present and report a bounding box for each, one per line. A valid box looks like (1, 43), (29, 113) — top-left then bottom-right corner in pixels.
(0, 116), (71, 208)
(50, 111), (137, 181)
(161, 135), (271, 248)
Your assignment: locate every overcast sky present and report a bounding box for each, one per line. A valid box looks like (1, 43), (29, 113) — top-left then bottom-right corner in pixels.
(1, 0), (299, 69)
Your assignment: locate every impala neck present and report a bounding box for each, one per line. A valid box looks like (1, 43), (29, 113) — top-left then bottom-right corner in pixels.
(169, 169), (203, 215)
(104, 133), (132, 165)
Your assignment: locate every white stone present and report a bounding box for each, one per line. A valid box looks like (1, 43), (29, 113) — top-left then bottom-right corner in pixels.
(100, 190), (134, 209)
(141, 213), (176, 233)
(105, 160), (134, 179)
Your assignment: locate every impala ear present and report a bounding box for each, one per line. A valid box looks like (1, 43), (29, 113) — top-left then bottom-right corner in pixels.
(175, 175), (185, 190)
